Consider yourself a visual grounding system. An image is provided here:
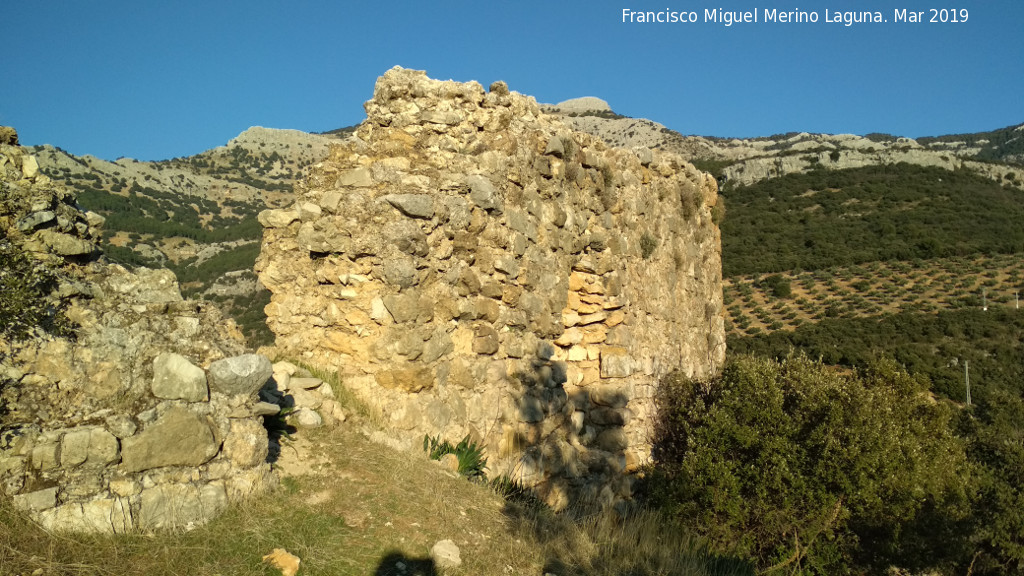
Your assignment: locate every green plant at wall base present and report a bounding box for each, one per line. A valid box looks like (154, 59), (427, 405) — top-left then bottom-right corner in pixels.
(423, 434), (488, 480)
(640, 233), (658, 260)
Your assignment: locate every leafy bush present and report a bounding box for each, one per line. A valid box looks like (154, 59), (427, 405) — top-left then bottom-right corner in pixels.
(643, 354), (971, 574)
(640, 233), (658, 260)
(0, 239), (73, 341)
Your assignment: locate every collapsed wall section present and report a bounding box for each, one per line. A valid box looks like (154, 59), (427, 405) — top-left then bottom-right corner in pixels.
(0, 134), (277, 532)
(256, 67), (725, 507)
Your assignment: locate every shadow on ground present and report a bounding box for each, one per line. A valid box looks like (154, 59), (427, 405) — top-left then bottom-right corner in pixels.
(374, 551), (437, 576)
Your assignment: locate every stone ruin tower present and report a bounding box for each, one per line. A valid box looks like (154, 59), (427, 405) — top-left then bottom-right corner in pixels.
(256, 67), (725, 508)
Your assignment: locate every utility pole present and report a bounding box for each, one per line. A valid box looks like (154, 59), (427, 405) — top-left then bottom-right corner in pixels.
(965, 360), (971, 406)
(1016, 291), (1019, 310)
(982, 288), (988, 311)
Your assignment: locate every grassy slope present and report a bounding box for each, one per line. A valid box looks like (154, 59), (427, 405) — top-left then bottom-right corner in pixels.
(0, 375), (748, 576)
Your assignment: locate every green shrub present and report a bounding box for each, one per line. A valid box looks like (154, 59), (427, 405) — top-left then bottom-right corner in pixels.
(0, 239), (73, 341)
(423, 434), (488, 480)
(643, 354), (971, 574)
(640, 233), (658, 260)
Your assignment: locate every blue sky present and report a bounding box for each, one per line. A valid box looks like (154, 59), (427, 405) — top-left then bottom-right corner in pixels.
(2, 1), (1021, 161)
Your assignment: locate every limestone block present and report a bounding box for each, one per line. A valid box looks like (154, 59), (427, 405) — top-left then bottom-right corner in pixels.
(253, 402), (281, 417)
(606, 324), (631, 347)
(431, 539), (462, 570)
(20, 155), (39, 179)
(109, 478), (140, 497)
(38, 498), (133, 534)
(472, 325), (500, 355)
(294, 406), (325, 429)
(320, 399), (347, 424)
(562, 312), (580, 328)
(606, 310), (626, 327)
(466, 174), (502, 214)
(257, 209), (299, 228)
(502, 284), (523, 306)
(138, 483), (227, 530)
(337, 167), (372, 187)
(320, 190), (343, 212)
(582, 326), (607, 344)
(590, 384), (630, 409)
(555, 327), (583, 347)
(422, 329), (454, 363)
(60, 428), (91, 468)
(35, 230), (95, 256)
(120, 408), (219, 473)
(152, 352), (208, 402)
(600, 347), (634, 379)
(581, 366), (602, 386)
(289, 377), (324, 390)
(290, 387), (323, 410)
(625, 450), (642, 473)
(544, 136), (565, 158)
(375, 367), (433, 392)
(382, 292), (432, 324)
(16, 210), (55, 232)
(571, 411), (585, 433)
(369, 297), (391, 324)
(518, 396), (545, 423)
(13, 487), (57, 512)
(473, 298), (500, 323)
(87, 428), (119, 466)
(222, 419), (268, 469)
(439, 195), (471, 229)
(578, 311), (608, 326)
(208, 354), (273, 397)
(493, 255), (520, 278)
(481, 281), (503, 299)
(566, 345), (588, 362)
(385, 194), (434, 219)
(383, 258), (418, 288)
(590, 408), (628, 426)
(506, 209), (538, 242)
(31, 439), (59, 471)
(596, 429), (629, 452)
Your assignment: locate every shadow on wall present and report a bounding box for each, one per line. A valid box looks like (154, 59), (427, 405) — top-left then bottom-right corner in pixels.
(497, 360), (756, 576)
(374, 551), (437, 576)
(501, 349), (634, 512)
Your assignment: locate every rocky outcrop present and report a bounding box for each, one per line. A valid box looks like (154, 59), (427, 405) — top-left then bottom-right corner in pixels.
(0, 131), (276, 532)
(549, 97), (613, 114)
(256, 68), (725, 508)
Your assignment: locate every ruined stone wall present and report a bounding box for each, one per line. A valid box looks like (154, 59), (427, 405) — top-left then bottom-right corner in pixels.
(0, 135), (277, 532)
(256, 68), (725, 508)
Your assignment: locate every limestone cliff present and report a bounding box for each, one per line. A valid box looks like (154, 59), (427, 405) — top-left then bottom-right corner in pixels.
(256, 68), (724, 507)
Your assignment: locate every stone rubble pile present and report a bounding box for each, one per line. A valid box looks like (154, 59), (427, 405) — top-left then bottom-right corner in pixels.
(1, 130), (279, 532)
(256, 68), (725, 508)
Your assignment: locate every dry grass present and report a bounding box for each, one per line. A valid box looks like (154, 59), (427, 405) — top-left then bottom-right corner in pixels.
(1, 415), (749, 575)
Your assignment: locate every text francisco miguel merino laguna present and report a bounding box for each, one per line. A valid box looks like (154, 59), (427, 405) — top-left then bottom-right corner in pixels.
(621, 8), (970, 26)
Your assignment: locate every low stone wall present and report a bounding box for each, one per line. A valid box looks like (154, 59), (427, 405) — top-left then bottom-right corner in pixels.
(256, 68), (726, 508)
(0, 137), (277, 532)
